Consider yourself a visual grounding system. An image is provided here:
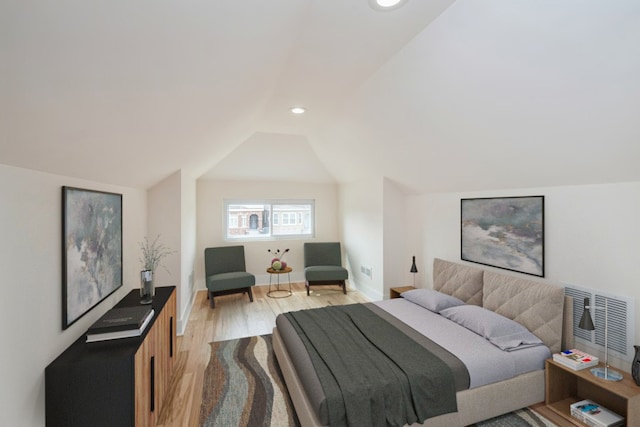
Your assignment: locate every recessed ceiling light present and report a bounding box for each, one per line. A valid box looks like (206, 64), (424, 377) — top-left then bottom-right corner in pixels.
(368, 0), (407, 11)
(290, 107), (306, 115)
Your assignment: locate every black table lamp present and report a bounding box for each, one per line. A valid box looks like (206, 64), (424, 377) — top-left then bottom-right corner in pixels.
(578, 297), (623, 381)
(410, 256), (418, 286)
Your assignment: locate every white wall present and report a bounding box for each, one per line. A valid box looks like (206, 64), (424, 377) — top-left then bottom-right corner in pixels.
(338, 177), (413, 301)
(180, 172), (197, 332)
(7, 157), (638, 426)
(148, 170), (197, 334)
(339, 177), (384, 301)
(148, 171), (182, 294)
(383, 178), (412, 298)
(196, 179), (340, 287)
(407, 181), (640, 370)
(0, 164), (146, 427)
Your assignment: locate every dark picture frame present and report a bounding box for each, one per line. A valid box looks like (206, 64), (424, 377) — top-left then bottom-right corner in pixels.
(62, 186), (123, 329)
(461, 196), (544, 277)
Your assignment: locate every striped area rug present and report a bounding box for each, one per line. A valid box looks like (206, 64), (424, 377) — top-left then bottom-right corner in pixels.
(199, 334), (300, 427)
(473, 407), (557, 426)
(200, 334), (557, 427)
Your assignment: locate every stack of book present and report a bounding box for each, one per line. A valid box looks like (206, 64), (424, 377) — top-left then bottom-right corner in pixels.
(570, 399), (624, 427)
(553, 349), (599, 370)
(86, 306), (155, 343)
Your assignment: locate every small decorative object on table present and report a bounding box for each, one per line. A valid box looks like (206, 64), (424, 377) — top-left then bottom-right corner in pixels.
(139, 235), (175, 304)
(267, 248), (289, 271)
(86, 305), (154, 342)
(632, 345), (640, 386)
(552, 349), (599, 371)
(140, 270), (153, 304)
(570, 399), (624, 427)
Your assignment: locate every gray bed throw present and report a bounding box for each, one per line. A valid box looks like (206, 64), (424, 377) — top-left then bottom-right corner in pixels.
(283, 304), (458, 427)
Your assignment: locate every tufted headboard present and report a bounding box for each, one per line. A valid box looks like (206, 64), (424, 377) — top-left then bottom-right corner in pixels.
(433, 258), (572, 354)
(433, 258), (484, 306)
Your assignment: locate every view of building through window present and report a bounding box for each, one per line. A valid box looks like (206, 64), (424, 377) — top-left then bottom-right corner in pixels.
(225, 200), (314, 239)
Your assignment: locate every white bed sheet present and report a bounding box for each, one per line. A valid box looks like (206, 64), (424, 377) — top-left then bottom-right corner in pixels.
(374, 298), (551, 389)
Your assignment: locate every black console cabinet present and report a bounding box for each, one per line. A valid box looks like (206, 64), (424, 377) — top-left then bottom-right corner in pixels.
(45, 286), (176, 427)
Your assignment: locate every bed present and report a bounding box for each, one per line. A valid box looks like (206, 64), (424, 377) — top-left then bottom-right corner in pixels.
(273, 258), (574, 427)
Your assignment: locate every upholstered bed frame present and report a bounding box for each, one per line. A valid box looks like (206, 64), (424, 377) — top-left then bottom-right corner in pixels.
(273, 258), (574, 427)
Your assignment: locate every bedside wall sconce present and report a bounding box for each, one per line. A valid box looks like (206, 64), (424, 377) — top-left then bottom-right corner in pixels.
(410, 255), (418, 286)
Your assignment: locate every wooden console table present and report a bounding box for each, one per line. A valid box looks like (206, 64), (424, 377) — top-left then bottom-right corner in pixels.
(46, 286), (176, 427)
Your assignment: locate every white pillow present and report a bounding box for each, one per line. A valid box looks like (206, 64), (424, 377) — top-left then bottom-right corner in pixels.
(439, 305), (544, 351)
(401, 288), (464, 313)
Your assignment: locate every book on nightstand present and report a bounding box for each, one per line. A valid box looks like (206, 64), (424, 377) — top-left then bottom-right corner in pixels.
(553, 348), (599, 370)
(570, 399), (624, 427)
(86, 306), (154, 342)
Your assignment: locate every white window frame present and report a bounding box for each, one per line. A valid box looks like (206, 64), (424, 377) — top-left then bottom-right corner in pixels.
(224, 199), (315, 241)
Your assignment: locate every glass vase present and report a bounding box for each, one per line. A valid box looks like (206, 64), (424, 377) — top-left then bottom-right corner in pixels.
(632, 345), (640, 386)
(140, 270), (154, 304)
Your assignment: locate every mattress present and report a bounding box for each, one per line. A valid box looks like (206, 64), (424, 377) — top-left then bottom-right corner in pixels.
(275, 298), (551, 425)
(375, 298), (551, 388)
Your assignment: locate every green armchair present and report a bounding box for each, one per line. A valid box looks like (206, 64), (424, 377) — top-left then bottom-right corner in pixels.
(204, 246), (255, 308)
(303, 242), (348, 296)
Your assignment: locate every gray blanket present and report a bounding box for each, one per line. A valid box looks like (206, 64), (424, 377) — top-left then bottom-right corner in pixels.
(283, 304), (461, 427)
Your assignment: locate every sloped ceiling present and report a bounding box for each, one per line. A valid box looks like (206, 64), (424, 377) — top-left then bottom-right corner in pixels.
(2, 1), (639, 193)
(203, 132), (335, 183)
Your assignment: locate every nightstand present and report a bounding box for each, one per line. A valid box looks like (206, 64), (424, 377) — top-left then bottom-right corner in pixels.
(389, 286), (416, 299)
(545, 358), (640, 426)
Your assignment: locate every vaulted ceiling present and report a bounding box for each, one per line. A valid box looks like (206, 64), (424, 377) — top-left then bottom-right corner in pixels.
(2, 1), (639, 194)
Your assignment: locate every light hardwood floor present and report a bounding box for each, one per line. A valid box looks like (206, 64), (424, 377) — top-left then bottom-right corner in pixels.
(156, 282), (370, 427)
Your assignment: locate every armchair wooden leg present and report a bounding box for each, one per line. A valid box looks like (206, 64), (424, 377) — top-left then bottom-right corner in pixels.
(247, 287), (254, 302)
(305, 281), (310, 296)
(209, 291), (215, 309)
(342, 281), (346, 294)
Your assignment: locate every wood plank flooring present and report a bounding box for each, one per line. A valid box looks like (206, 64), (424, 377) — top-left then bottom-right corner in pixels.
(156, 282), (369, 427)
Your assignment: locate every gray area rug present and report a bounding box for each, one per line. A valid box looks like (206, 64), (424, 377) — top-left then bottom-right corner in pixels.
(200, 334), (300, 427)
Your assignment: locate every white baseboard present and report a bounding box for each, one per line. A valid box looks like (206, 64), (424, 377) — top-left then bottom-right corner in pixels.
(176, 288), (198, 336)
(354, 283), (382, 302)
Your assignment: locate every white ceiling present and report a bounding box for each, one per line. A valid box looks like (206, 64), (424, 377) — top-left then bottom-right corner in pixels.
(2, 1), (639, 193)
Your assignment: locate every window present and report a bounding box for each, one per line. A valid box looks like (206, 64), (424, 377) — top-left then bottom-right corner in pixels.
(224, 200), (315, 240)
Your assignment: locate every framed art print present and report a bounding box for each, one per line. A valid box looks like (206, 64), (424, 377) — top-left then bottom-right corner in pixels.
(461, 196), (544, 277)
(62, 186), (123, 329)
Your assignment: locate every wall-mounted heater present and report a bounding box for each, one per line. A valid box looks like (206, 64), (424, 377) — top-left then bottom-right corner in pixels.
(564, 284), (635, 362)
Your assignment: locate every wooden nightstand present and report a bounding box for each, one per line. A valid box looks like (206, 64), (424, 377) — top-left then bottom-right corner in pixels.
(545, 358), (640, 426)
(389, 286), (416, 299)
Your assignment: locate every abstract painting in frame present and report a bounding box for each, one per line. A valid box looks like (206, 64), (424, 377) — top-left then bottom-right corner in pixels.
(461, 196), (544, 277)
(62, 186), (123, 329)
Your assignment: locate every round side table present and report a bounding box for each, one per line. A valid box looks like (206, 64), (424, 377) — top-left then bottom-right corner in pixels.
(266, 266), (292, 298)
